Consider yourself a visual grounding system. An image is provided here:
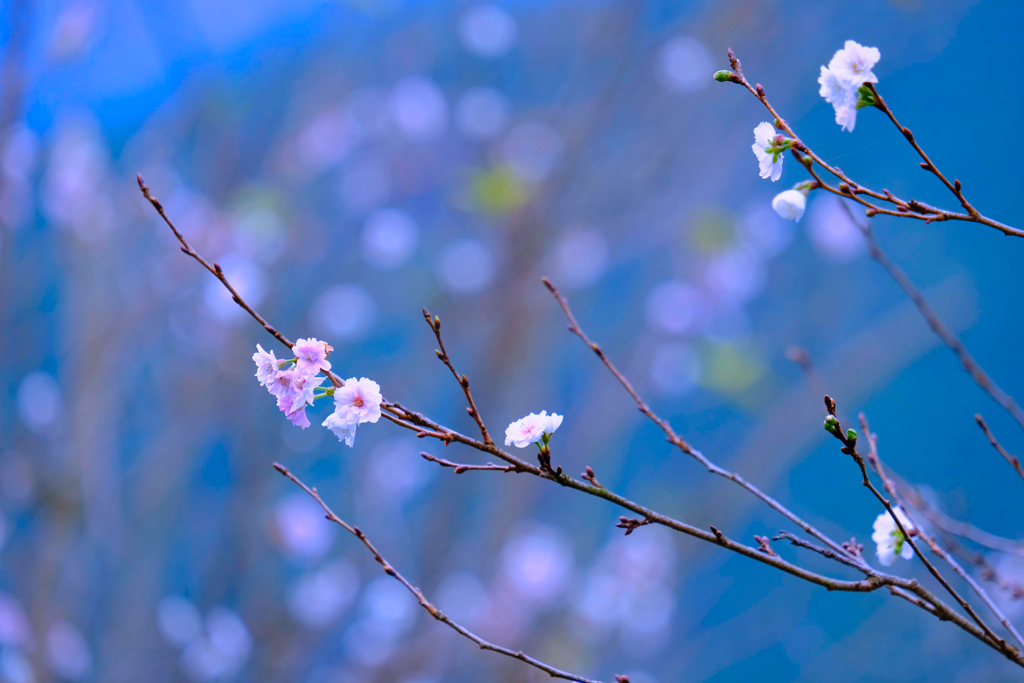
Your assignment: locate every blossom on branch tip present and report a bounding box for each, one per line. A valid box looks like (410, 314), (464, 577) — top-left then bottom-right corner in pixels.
(752, 122), (785, 181)
(871, 506), (915, 566)
(818, 41), (880, 133)
(253, 344), (280, 387)
(771, 189), (807, 222)
(294, 338), (333, 375)
(828, 40), (880, 89)
(504, 411), (563, 448)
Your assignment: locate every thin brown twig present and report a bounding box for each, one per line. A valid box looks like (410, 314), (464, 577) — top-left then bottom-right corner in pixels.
(975, 414), (1024, 485)
(422, 309), (494, 446)
(272, 463), (603, 683)
(420, 452), (526, 474)
(865, 83), (980, 220)
(138, 176), (294, 351)
(772, 531), (864, 570)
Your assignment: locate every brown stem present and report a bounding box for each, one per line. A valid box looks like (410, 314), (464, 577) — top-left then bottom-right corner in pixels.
(422, 309), (494, 446)
(272, 464), (604, 683)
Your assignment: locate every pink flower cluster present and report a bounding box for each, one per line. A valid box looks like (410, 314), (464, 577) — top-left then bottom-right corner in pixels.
(252, 338), (333, 429)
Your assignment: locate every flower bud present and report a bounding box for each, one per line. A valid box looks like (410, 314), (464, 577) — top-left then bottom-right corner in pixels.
(846, 428), (858, 444)
(713, 70), (734, 82)
(824, 416), (840, 436)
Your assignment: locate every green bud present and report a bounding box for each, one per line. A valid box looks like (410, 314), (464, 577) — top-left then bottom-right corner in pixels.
(713, 70), (734, 82)
(846, 428), (858, 443)
(824, 416), (840, 436)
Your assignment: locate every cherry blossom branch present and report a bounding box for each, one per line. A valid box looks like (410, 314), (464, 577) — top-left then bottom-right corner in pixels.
(822, 400), (1010, 651)
(421, 309), (494, 446)
(271, 463), (602, 683)
(975, 414), (1024, 485)
(856, 413), (1024, 651)
(720, 50), (1024, 237)
(141, 179), (1024, 668)
(541, 277), (857, 561)
(419, 452), (527, 474)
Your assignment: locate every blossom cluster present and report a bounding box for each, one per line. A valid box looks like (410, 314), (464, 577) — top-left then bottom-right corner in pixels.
(817, 40), (880, 133)
(748, 41), (880, 224)
(252, 339), (381, 447)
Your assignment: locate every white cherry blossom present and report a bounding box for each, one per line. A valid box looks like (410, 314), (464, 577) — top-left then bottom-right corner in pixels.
(872, 506), (915, 566)
(828, 40), (880, 89)
(751, 122), (783, 182)
(504, 411), (563, 448)
(771, 189), (807, 222)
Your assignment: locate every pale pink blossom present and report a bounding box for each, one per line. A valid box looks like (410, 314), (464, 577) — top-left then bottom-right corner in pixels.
(288, 372), (326, 413)
(331, 377), (382, 425)
(278, 395), (312, 429)
(504, 411), (563, 448)
(267, 369), (301, 399)
(293, 338), (333, 375)
(252, 344), (280, 387)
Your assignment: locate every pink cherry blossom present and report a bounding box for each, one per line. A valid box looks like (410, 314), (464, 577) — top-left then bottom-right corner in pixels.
(252, 344), (280, 387)
(293, 338), (333, 375)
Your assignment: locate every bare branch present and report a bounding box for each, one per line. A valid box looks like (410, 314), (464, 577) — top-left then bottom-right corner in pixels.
(420, 452), (526, 475)
(975, 414), (1024, 485)
(273, 463), (605, 683)
(422, 309), (494, 446)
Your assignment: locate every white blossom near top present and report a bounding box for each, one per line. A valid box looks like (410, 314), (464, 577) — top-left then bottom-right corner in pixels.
(771, 189), (807, 222)
(872, 506), (916, 566)
(252, 344), (279, 387)
(818, 41), (880, 133)
(329, 377), (383, 426)
(828, 40), (880, 89)
(504, 411), (563, 448)
(752, 122), (783, 181)
(293, 338), (332, 375)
